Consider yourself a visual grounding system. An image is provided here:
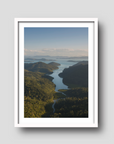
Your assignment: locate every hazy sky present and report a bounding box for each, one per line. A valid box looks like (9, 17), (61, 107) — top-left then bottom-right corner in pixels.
(24, 27), (88, 57)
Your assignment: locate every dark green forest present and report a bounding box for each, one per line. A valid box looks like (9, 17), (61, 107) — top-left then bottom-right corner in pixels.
(53, 87), (88, 117)
(53, 97), (88, 117)
(24, 61), (88, 118)
(59, 61), (88, 88)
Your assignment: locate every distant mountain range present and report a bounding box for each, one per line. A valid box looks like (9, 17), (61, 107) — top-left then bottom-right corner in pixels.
(25, 55), (88, 60)
(25, 58), (56, 62)
(68, 60), (80, 62)
(58, 56), (88, 59)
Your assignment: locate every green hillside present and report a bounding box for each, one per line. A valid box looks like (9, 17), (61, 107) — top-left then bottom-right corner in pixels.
(24, 69), (55, 117)
(24, 62), (60, 74)
(52, 87), (88, 117)
(24, 70), (55, 100)
(48, 62), (60, 67)
(53, 97), (88, 117)
(59, 61), (88, 88)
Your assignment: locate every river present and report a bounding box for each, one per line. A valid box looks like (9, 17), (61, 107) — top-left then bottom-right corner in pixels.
(49, 60), (78, 113)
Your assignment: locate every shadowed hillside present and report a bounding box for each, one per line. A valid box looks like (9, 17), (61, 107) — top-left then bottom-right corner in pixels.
(59, 61), (88, 88)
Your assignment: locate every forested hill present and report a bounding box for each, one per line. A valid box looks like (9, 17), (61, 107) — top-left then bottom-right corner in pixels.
(24, 62), (60, 74)
(24, 69), (55, 101)
(48, 62), (60, 67)
(59, 61), (88, 88)
(72, 61), (88, 67)
(24, 69), (56, 117)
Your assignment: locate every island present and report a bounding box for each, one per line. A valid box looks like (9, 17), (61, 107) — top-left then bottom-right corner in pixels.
(25, 58), (56, 62)
(67, 60), (80, 62)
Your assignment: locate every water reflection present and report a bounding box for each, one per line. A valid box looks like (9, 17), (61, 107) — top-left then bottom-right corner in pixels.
(50, 68), (68, 92)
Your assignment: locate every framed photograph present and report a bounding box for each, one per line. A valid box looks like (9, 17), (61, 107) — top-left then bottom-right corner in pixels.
(14, 18), (98, 127)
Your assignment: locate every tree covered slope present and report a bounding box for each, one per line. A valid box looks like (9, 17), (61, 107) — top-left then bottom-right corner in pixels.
(59, 61), (88, 88)
(24, 62), (60, 74)
(24, 69), (55, 117)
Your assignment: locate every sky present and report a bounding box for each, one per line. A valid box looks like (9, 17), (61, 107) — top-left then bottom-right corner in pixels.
(24, 27), (88, 57)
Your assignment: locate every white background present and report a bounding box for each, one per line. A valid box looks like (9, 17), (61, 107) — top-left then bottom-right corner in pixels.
(0, 0), (113, 143)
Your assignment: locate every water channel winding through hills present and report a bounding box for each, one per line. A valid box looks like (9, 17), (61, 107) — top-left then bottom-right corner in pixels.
(49, 60), (78, 113)
(24, 58), (78, 114)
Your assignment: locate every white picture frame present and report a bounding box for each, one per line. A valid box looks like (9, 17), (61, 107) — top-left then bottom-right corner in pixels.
(14, 18), (98, 128)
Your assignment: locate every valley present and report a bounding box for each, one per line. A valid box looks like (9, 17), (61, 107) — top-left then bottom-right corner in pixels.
(24, 60), (88, 118)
